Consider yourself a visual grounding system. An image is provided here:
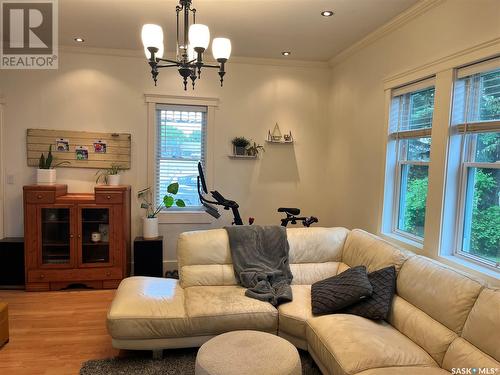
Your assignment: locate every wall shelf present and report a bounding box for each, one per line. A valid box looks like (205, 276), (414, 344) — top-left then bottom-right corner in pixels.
(227, 154), (258, 159)
(265, 140), (294, 145)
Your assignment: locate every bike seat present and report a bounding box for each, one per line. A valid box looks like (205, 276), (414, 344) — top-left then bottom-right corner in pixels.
(278, 207), (300, 215)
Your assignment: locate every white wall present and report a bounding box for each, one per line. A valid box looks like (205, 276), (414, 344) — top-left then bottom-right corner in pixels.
(0, 50), (331, 268)
(326, 0), (500, 284)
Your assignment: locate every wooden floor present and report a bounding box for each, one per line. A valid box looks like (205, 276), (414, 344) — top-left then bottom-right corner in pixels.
(0, 289), (119, 375)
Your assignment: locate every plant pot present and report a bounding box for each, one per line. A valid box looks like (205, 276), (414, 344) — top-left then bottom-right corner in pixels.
(143, 217), (159, 239)
(107, 174), (121, 186)
(37, 169), (56, 185)
(234, 146), (247, 156)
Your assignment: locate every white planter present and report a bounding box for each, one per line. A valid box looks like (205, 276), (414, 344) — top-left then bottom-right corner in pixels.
(143, 217), (159, 239)
(37, 169), (56, 185)
(107, 174), (121, 185)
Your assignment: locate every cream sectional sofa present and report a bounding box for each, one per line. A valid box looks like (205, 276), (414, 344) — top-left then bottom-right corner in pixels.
(107, 228), (500, 375)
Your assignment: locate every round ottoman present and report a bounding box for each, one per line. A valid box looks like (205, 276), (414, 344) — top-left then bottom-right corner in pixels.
(195, 330), (301, 375)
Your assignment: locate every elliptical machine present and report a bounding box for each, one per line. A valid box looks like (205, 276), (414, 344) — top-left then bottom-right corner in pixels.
(197, 162), (318, 227)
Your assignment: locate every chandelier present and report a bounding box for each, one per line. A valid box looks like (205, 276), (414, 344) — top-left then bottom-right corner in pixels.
(141, 0), (232, 90)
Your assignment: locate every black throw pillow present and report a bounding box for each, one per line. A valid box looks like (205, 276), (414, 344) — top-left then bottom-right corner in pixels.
(342, 266), (396, 320)
(311, 265), (373, 315)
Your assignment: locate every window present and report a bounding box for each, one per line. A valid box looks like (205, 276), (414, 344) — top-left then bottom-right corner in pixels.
(385, 79), (435, 241)
(155, 104), (207, 209)
(451, 61), (500, 269)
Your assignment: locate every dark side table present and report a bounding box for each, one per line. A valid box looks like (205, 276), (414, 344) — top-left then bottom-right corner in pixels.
(133, 236), (163, 277)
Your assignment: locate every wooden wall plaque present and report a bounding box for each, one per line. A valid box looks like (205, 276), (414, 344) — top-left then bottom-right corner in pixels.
(27, 129), (131, 169)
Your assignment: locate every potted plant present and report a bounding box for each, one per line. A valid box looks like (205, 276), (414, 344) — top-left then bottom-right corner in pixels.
(246, 141), (265, 157)
(37, 145), (70, 185)
(95, 164), (124, 186)
(138, 183), (185, 239)
(231, 137), (250, 156)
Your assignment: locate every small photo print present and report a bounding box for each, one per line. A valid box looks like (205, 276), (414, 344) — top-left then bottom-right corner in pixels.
(56, 138), (70, 152)
(99, 224), (109, 242)
(75, 146), (89, 160)
(93, 140), (107, 153)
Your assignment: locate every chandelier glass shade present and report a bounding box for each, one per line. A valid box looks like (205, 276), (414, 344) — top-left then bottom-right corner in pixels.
(141, 0), (231, 90)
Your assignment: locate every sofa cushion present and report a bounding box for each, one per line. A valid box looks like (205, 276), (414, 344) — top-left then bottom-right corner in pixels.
(278, 285), (312, 343)
(184, 286), (278, 336)
(306, 314), (437, 375)
(342, 265), (396, 321)
(461, 288), (500, 361)
(289, 261), (347, 285)
(311, 266), (373, 315)
(178, 227), (350, 287)
(442, 337), (500, 372)
(107, 277), (191, 339)
(355, 367), (451, 374)
(397, 256), (483, 335)
(387, 295), (458, 366)
(342, 229), (412, 273)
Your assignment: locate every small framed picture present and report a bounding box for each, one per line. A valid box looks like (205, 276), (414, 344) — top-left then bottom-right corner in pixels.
(56, 138), (70, 152)
(93, 140), (107, 153)
(75, 146), (89, 160)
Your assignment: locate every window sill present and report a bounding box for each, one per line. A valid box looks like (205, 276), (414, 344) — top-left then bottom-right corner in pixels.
(158, 210), (215, 224)
(438, 255), (499, 283)
(379, 231), (424, 253)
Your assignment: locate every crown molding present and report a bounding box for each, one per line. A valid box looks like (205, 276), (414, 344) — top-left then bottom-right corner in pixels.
(384, 37), (500, 89)
(59, 45), (329, 69)
(328, 0), (446, 67)
(144, 93), (219, 107)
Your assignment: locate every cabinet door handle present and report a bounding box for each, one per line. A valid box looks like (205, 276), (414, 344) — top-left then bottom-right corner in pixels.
(39, 274), (45, 279)
(106, 195), (112, 200)
(77, 234), (81, 239)
(106, 271), (111, 277)
(37, 194), (43, 199)
(70, 234), (74, 238)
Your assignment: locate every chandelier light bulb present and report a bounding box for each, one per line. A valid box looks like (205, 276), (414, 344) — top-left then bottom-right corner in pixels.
(141, 24), (164, 58)
(212, 38), (231, 60)
(189, 24), (210, 50)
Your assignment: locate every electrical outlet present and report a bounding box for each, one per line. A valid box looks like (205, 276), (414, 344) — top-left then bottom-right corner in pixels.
(6, 174), (14, 184)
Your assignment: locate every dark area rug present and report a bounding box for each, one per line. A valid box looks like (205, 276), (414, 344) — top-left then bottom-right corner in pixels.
(80, 348), (322, 375)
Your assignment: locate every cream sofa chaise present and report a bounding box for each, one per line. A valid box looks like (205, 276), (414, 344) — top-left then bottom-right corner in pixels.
(107, 228), (500, 375)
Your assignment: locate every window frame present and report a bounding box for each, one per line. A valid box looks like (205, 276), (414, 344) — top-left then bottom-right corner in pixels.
(145, 94), (218, 224)
(384, 80), (436, 245)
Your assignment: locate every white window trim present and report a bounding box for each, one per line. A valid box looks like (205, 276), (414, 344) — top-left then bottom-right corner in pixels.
(379, 41), (500, 286)
(145, 94), (218, 224)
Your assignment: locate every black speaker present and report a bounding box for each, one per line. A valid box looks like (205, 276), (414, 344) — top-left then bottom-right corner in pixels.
(133, 236), (163, 277)
(0, 237), (25, 288)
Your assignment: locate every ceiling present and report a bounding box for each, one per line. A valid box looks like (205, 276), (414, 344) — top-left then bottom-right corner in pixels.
(59, 0), (420, 61)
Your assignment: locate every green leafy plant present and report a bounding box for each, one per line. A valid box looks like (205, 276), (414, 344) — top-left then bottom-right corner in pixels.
(247, 141), (265, 157)
(95, 164), (124, 184)
(38, 145), (70, 169)
(138, 183), (186, 218)
(231, 137), (250, 148)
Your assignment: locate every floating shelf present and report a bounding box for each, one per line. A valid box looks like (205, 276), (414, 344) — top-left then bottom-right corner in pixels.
(265, 140), (294, 145)
(227, 154), (258, 159)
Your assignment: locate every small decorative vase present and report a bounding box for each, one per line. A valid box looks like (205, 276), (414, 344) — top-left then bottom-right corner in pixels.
(143, 217), (159, 239)
(37, 169), (56, 185)
(107, 174), (121, 186)
(234, 146), (246, 156)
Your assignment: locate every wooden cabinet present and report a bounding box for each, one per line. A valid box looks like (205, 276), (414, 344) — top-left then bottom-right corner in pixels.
(23, 184), (131, 291)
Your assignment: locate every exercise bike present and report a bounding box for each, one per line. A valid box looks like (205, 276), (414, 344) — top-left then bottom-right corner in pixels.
(197, 162), (318, 227)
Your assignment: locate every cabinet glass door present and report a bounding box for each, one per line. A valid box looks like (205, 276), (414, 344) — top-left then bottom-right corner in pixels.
(41, 208), (71, 265)
(81, 208), (110, 264)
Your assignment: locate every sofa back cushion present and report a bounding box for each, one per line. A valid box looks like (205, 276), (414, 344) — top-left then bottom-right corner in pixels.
(341, 229), (412, 273)
(177, 227), (349, 287)
(390, 256), (485, 366)
(441, 287), (500, 371)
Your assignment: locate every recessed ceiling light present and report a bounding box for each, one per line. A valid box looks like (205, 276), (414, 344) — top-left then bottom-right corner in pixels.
(281, 51), (291, 56)
(321, 10), (334, 17)
(74, 37), (85, 43)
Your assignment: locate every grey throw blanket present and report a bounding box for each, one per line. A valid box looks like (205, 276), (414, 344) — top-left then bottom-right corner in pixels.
(225, 225), (293, 306)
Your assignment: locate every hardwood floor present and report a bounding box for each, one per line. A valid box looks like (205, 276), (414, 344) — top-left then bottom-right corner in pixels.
(0, 289), (119, 375)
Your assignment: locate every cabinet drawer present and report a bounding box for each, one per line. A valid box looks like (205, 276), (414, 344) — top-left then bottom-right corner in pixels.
(28, 267), (122, 282)
(95, 192), (122, 204)
(25, 191), (55, 204)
